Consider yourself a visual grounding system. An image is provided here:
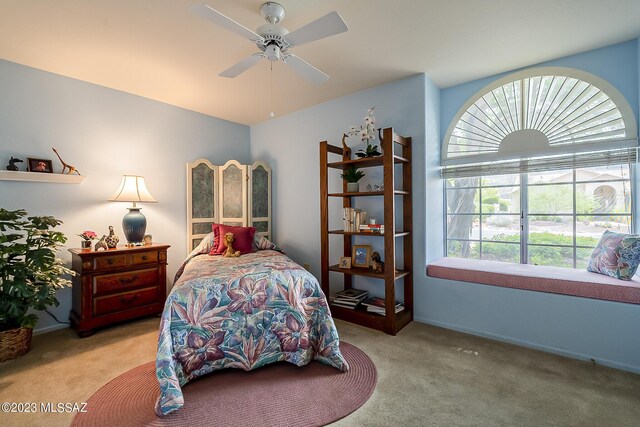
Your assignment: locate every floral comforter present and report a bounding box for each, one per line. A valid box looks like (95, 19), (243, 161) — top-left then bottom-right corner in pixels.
(155, 248), (349, 416)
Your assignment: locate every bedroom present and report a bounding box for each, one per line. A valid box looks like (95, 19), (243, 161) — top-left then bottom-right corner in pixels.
(0, 0), (639, 425)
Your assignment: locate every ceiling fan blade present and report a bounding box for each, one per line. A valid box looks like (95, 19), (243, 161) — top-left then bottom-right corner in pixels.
(220, 53), (265, 78)
(283, 54), (329, 85)
(190, 3), (264, 43)
(284, 11), (348, 47)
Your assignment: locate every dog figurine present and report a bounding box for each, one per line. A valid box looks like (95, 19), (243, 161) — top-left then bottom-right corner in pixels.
(222, 232), (241, 257)
(371, 251), (384, 273)
(94, 235), (108, 251)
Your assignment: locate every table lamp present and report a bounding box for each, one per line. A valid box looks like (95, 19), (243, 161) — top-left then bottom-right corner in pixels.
(108, 175), (156, 245)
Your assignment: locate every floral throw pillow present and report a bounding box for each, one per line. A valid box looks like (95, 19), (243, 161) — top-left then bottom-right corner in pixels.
(587, 230), (640, 280)
(254, 235), (282, 252)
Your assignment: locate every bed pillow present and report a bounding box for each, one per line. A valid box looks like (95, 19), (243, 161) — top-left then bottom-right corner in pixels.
(587, 230), (640, 280)
(254, 235), (282, 252)
(192, 232), (217, 256)
(211, 224), (256, 255)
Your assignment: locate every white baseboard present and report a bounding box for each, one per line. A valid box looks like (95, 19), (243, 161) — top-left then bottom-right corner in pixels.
(33, 323), (69, 335)
(413, 315), (640, 375)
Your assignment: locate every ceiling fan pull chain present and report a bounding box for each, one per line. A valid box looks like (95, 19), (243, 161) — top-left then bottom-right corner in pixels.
(269, 62), (275, 118)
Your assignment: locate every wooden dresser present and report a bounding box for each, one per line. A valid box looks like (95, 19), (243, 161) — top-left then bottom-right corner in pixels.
(68, 244), (170, 337)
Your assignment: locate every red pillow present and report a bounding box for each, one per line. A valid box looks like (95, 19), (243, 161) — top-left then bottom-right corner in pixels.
(211, 223), (220, 252)
(210, 224), (256, 255)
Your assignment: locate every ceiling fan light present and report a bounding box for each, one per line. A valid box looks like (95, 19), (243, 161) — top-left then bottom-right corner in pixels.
(265, 44), (281, 62)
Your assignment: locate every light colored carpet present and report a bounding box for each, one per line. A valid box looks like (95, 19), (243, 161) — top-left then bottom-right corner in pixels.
(0, 317), (639, 427)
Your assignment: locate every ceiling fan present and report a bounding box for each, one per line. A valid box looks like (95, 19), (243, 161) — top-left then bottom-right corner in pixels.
(190, 2), (349, 85)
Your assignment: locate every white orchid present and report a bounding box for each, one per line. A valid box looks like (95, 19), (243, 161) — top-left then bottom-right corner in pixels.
(347, 106), (377, 142)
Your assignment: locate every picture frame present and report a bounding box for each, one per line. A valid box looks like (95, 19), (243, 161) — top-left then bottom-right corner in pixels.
(27, 158), (53, 173)
(338, 256), (351, 269)
(352, 244), (371, 268)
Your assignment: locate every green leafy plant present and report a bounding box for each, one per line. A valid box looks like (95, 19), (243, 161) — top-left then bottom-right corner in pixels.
(355, 143), (382, 158)
(0, 208), (73, 331)
(340, 166), (366, 183)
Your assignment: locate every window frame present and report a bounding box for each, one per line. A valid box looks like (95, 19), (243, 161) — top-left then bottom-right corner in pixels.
(445, 164), (634, 269)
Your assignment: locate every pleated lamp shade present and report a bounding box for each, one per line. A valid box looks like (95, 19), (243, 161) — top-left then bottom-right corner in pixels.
(108, 175), (156, 244)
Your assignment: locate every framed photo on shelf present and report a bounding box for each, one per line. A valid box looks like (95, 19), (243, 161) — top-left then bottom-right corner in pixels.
(338, 256), (351, 269)
(352, 244), (371, 268)
(27, 158), (53, 173)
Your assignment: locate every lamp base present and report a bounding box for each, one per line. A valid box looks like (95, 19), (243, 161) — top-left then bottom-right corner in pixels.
(122, 207), (147, 244)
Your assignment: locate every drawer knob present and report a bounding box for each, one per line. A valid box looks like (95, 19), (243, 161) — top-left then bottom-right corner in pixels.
(118, 275), (139, 285)
(107, 259), (114, 265)
(141, 255), (148, 261)
(120, 294), (139, 304)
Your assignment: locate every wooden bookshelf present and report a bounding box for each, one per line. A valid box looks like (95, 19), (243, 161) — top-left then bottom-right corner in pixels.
(320, 127), (413, 335)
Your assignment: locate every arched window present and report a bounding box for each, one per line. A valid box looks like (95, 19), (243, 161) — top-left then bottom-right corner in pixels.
(442, 67), (637, 177)
(444, 67), (637, 268)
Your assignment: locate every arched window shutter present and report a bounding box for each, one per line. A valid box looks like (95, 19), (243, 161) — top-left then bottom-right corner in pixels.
(441, 67), (638, 178)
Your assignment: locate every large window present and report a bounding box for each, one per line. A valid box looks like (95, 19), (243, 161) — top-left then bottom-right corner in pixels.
(442, 67), (637, 269)
(446, 164), (632, 268)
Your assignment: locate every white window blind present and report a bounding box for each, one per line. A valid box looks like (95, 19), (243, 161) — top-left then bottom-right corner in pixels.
(441, 67), (638, 178)
(442, 147), (637, 178)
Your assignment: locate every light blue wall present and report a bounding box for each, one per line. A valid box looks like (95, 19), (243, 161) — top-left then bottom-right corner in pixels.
(441, 39), (639, 138)
(0, 59), (250, 333)
(428, 39), (640, 373)
(422, 277), (640, 373)
(250, 74), (436, 299)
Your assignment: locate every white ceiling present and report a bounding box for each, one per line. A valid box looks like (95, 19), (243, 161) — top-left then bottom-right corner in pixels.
(1, 0), (639, 125)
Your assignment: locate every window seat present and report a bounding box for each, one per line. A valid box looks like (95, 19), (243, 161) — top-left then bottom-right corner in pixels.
(427, 257), (640, 305)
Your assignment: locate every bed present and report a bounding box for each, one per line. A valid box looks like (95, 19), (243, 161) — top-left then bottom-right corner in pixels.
(155, 233), (349, 416)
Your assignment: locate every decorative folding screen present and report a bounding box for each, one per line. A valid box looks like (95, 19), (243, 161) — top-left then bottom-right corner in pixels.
(186, 159), (271, 253)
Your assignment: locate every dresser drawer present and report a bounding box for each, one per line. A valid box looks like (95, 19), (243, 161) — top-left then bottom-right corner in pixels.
(93, 287), (159, 316)
(93, 268), (159, 296)
(94, 254), (127, 271)
(130, 250), (158, 266)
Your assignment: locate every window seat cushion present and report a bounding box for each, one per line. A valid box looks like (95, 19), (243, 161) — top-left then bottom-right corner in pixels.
(427, 257), (640, 305)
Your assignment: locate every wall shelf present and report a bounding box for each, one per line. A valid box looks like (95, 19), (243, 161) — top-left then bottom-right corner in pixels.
(0, 170), (85, 184)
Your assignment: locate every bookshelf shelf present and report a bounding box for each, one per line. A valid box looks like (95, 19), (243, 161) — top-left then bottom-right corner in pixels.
(328, 304), (412, 333)
(320, 127), (413, 335)
(328, 229), (410, 237)
(328, 264), (410, 279)
(327, 190), (410, 197)
(327, 154), (409, 170)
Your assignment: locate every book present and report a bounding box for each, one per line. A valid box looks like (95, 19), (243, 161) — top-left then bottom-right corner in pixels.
(367, 305), (405, 315)
(332, 301), (358, 309)
(335, 288), (368, 301)
(332, 298), (362, 306)
(361, 297), (402, 309)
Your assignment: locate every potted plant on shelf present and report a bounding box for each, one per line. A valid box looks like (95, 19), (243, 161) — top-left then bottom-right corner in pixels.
(344, 107), (381, 159)
(0, 208), (73, 362)
(341, 166), (365, 193)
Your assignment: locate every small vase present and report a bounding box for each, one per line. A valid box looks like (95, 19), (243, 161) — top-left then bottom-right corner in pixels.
(347, 182), (359, 193)
(81, 240), (92, 249)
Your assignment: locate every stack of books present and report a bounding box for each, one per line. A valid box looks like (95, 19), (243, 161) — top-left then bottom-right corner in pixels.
(332, 288), (368, 309)
(358, 224), (385, 234)
(361, 297), (405, 315)
(342, 208), (368, 232)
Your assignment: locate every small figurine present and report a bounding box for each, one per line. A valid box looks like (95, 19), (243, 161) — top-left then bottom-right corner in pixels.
(371, 251), (384, 273)
(94, 235), (108, 251)
(105, 226), (119, 248)
(222, 232), (241, 257)
(6, 157), (23, 171)
(52, 147), (81, 175)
